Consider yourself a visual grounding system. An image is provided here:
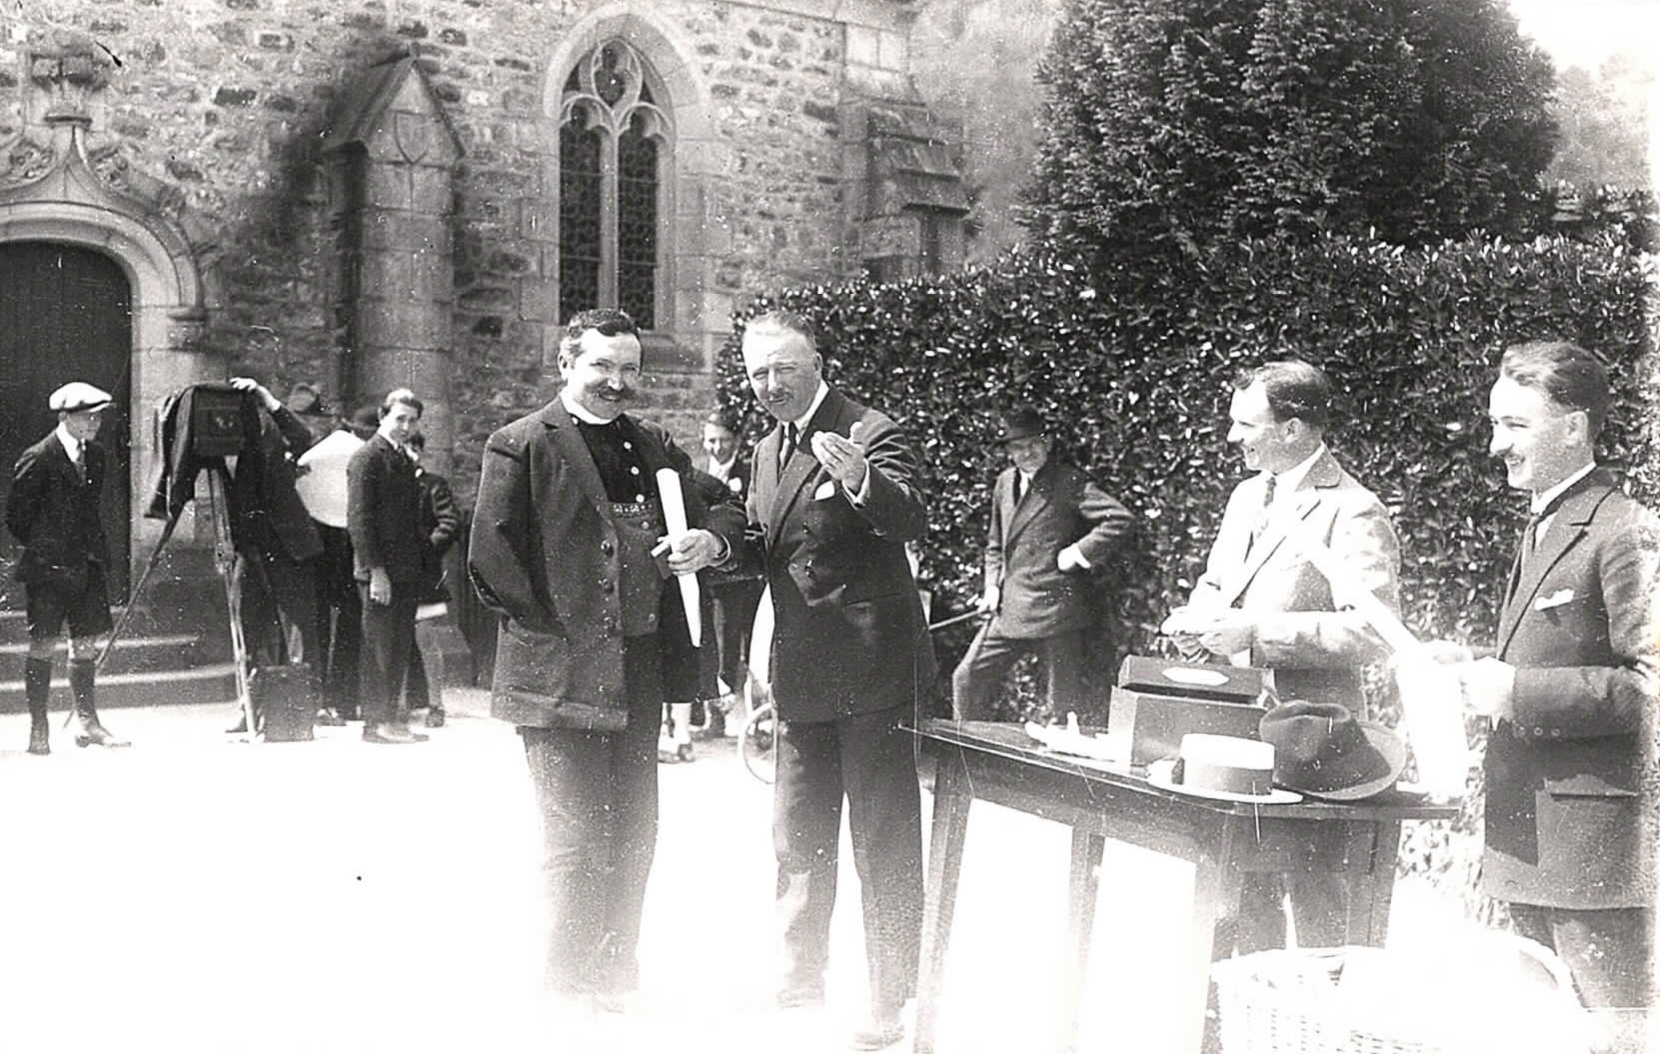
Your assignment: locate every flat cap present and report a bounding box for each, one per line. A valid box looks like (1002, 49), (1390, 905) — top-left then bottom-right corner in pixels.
(49, 382), (113, 414)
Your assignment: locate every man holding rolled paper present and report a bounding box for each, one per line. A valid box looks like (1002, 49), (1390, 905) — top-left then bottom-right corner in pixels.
(1436, 341), (1656, 1016)
(1161, 358), (1402, 954)
(467, 308), (745, 1014)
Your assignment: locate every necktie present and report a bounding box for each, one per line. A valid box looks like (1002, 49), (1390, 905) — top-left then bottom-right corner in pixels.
(1251, 474), (1276, 542)
(1013, 474), (1025, 506)
(781, 423), (799, 468)
(72, 446), (86, 483)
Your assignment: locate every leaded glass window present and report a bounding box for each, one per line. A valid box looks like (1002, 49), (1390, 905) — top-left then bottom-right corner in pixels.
(558, 42), (672, 330)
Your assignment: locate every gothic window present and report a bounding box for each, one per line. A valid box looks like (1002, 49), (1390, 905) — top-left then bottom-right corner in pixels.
(558, 42), (672, 330)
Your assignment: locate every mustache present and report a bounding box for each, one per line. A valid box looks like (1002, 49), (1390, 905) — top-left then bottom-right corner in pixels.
(586, 382), (636, 402)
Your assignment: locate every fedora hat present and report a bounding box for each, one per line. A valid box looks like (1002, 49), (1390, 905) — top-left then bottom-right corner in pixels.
(1146, 733), (1302, 805)
(995, 407), (1047, 444)
(1258, 700), (1407, 801)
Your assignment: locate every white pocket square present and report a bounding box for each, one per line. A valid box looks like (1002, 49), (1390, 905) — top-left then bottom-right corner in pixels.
(813, 480), (837, 500)
(1534, 589), (1575, 611)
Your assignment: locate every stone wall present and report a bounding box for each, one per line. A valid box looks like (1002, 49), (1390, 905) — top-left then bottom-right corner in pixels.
(0, 0), (940, 504)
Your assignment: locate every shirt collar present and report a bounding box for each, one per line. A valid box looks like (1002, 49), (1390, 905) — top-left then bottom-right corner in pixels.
(561, 388), (619, 426)
(1531, 460), (1596, 515)
(55, 423), (81, 461)
(709, 454), (737, 478)
(791, 382), (830, 434)
(1267, 443), (1326, 499)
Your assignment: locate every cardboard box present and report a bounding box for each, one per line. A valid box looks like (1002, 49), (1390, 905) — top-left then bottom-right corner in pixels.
(1110, 658), (1276, 766)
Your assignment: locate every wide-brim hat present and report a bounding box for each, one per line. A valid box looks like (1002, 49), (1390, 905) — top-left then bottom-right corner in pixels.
(1146, 734), (1303, 805)
(995, 407), (1047, 444)
(286, 382), (327, 415)
(49, 381), (112, 414)
(1258, 700), (1407, 801)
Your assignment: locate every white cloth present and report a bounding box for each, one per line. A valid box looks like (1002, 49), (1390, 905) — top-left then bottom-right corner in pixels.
(54, 423), (83, 465)
(294, 429), (364, 528)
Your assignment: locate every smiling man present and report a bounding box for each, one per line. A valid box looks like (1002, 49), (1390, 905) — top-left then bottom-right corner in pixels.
(740, 309), (933, 1051)
(1449, 340), (1657, 1019)
(1161, 358), (1400, 954)
(468, 308), (744, 1019)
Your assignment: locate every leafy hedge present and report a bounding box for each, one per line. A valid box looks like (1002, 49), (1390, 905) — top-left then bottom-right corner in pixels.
(716, 233), (1656, 723)
(716, 232), (1653, 918)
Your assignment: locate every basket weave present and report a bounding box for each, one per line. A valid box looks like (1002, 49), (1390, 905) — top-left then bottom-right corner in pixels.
(1211, 941), (1589, 1054)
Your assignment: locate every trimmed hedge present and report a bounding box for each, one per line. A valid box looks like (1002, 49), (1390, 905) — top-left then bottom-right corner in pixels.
(719, 234), (1654, 701)
(717, 232), (1654, 917)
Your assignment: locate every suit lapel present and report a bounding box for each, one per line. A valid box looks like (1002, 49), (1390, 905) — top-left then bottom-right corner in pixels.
(767, 390), (843, 538)
(1219, 451), (1342, 607)
(543, 407), (610, 517)
(1004, 463), (1053, 547)
(1497, 475), (1613, 654)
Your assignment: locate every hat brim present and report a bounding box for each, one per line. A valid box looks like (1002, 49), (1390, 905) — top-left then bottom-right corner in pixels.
(1282, 722), (1408, 802)
(1146, 758), (1303, 806)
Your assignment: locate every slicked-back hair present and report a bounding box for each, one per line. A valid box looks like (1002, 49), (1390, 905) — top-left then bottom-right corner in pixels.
(560, 308), (640, 362)
(1233, 359), (1333, 431)
(744, 309), (819, 354)
(381, 387), (424, 419)
(1499, 340), (1611, 439)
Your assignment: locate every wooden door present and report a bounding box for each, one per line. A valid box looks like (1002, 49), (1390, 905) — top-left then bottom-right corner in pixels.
(0, 242), (133, 605)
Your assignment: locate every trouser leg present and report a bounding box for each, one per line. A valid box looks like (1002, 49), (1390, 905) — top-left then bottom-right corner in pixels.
(842, 705), (924, 1014)
(359, 585), (416, 727)
(774, 717), (843, 991)
(24, 656), (52, 754)
(950, 625), (1027, 722)
(1039, 629), (1091, 721)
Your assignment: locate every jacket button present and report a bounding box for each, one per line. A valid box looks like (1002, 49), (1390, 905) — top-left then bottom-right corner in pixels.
(601, 541), (614, 556)
(1533, 727), (1545, 737)
(1549, 729), (1562, 738)
(600, 580), (614, 594)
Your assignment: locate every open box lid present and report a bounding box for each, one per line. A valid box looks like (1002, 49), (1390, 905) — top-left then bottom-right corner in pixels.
(1116, 656), (1276, 705)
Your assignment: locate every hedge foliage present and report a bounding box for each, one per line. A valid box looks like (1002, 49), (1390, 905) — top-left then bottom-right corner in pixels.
(716, 232), (1656, 728)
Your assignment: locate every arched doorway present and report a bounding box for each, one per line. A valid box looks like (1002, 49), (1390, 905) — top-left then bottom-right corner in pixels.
(0, 241), (133, 605)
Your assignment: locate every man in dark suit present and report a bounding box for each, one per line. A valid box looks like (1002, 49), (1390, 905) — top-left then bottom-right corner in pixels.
(6, 381), (128, 753)
(1444, 341), (1656, 1019)
(347, 388), (430, 745)
(468, 309), (744, 1016)
(1161, 359), (1400, 954)
(701, 407), (763, 737)
(952, 407), (1132, 722)
(741, 309), (934, 1051)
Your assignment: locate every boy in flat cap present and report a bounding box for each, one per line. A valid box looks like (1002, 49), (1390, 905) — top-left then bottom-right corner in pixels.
(6, 381), (129, 752)
(953, 407), (1132, 723)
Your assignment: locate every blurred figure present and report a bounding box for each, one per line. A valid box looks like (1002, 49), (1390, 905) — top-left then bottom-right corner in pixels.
(6, 382), (127, 753)
(401, 430), (460, 728)
(701, 407), (763, 737)
(296, 403), (378, 724)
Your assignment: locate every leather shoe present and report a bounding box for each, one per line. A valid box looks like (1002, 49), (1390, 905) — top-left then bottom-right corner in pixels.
(315, 707), (346, 727)
(424, 707), (445, 728)
(74, 722), (130, 748)
(775, 984), (825, 1009)
(362, 723), (423, 744)
(848, 1018), (905, 1051)
(225, 716), (250, 734)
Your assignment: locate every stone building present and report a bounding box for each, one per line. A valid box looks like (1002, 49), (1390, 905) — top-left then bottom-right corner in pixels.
(0, 0), (965, 694)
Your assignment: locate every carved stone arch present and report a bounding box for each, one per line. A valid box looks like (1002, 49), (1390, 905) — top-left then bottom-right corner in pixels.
(0, 126), (215, 553)
(541, 5), (731, 373)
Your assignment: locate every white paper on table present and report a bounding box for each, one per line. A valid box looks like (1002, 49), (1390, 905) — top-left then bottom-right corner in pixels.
(655, 468), (702, 648)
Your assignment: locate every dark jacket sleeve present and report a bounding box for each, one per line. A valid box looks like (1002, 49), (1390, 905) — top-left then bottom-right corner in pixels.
(425, 473), (461, 556)
(1072, 472), (1134, 569)
(6, 446), (46, 545)
(269, 404), (315, 457)
(468, 426), (559, 633)
(346, 443), (383, 576)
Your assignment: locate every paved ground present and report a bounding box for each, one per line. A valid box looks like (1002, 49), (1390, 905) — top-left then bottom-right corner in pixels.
(0, 688), (1471, 1054)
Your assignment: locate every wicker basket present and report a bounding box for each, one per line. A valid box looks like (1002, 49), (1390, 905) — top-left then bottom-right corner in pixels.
(1211, 936), (1590, 1054)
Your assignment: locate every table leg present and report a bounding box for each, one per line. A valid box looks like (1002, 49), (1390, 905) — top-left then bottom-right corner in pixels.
(1179, 840), (1239, 1054)
(915, 752), (972, 1054)
(1341, 820), (1401, 947)
(1062, 822), (1105, 1053)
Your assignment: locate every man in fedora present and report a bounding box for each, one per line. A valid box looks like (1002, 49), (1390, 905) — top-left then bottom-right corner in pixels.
(1437, 341), (1655, 1021)
(6, 381), (129, 753)
(1161, 359), (1401, 953)
(953, 407), (1132, 723)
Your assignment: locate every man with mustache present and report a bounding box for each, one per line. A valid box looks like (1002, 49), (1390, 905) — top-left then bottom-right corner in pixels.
(1436, 341), (1655, 1030)
(741, 309), (933, 1051)
(468, 309), (745, 1018)
(1161, 359), (1400, 953)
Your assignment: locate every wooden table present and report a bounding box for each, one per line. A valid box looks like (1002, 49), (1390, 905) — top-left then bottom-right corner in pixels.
(910, 720), (1458, 1054)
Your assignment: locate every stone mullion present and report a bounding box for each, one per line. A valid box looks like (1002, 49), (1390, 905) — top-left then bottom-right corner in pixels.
(598, 129), (620, 311)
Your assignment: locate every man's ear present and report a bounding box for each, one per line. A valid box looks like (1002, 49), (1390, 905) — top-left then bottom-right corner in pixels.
(1565, 408), (1592, 447)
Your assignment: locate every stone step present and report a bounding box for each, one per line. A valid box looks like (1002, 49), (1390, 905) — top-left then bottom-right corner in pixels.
(0, 662), (239, 715)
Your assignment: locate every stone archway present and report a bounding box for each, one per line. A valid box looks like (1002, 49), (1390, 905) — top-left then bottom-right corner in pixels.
(0, 123), (215, 559)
